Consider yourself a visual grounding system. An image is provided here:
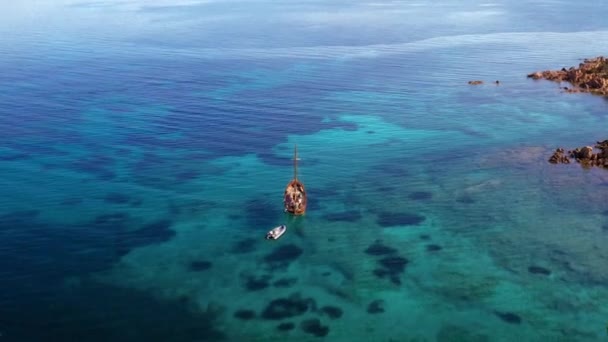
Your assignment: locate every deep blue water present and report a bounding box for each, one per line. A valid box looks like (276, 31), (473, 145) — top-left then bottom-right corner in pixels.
(1, 1), (608, 341)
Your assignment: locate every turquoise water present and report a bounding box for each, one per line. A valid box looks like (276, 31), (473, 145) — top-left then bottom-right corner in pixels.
(1, 1), (608, 341)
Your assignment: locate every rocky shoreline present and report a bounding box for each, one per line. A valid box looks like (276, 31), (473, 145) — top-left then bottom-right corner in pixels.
(528, 56), (608, 96)
(549, 140), (608, 168)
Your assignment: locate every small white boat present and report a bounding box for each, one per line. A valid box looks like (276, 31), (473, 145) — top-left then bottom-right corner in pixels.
(266, 225), (287, 240)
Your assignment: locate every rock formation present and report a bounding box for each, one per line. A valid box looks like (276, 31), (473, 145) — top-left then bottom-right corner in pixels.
(548, 148), (570, 164)
(528, 56), (608, 96)
(549, 140), (608, 168)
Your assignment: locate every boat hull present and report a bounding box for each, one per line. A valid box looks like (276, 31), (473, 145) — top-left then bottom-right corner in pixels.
(284, 179), (307, 215)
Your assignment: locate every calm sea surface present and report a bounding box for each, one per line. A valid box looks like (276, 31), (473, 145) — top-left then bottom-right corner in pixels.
(1, 1), (608, 341)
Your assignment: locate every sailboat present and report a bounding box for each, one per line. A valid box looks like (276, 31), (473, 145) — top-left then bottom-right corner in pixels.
(283, 145), (307, 215)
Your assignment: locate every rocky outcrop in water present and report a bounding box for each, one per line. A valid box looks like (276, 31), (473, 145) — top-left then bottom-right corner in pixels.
(548, 148), (570, 164)
(549, 140), (608, 168)
(467, 80), (500, 85)
(528, 56), (608, 96)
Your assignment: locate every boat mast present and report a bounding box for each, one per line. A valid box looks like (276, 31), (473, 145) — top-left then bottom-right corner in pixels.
(293, 144), (298, 181)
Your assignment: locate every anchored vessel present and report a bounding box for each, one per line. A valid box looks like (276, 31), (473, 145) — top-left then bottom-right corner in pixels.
(283, 145), (307, 215)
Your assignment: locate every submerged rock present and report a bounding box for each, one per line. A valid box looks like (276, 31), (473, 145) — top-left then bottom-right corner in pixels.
(494, 310), (522, 324)
(261, 293), (313, 320)
(189, 260), (212, 272)
(367, 299), (385, 314)
(277, 322), (295, 331)
(364, 241), (397, 256)
(263, 244), (303, 269)
(243, 274), (271, 291)
(233, 309), (256, 320)
(378, 256), (409, 273)
(273, 277), (298, 288)
(426, 244), (442, 252)
(320, 305), (343, 319)
(300, 318), (329, 337)
(373, 268), (390, 279)
(372, 255), (409, 285)
(528, 265), (551, 276)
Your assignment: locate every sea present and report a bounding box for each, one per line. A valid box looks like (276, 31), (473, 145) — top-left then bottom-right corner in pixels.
(1, 1), (608, 341)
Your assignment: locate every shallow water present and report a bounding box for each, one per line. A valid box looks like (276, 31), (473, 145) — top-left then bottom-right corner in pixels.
(1, 1), (608, 341)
